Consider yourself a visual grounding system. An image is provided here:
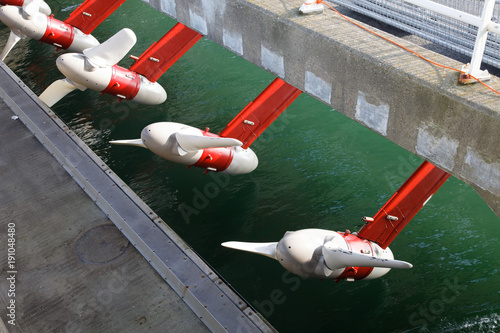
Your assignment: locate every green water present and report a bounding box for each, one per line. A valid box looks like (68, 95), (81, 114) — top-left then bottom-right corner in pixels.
(2, 0), (500, 332)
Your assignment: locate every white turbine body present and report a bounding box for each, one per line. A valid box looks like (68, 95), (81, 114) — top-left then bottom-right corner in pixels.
(67, 29), (100, 53)
(222, 228), (412, 281)
(0, 5), (47, 39)
(142, 122), (206, 164)
(52, 27), (137, 92)
(0, 1), (98, 60)
(39, 28), (167, 107)
(57, 53), (112, 90)
(110, 122), (259, 175)
(225, 146), (259, 175)
(133, 77), (168, 105)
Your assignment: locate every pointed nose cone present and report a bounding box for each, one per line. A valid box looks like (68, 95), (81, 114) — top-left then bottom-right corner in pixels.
(277, 231), (318, 266)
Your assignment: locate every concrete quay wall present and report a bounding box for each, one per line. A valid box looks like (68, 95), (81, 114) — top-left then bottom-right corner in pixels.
(145, 0), (500, 216)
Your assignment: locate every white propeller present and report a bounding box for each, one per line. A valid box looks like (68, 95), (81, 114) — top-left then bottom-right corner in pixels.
(222, 228), (413, 281)
(22, 0), (50, 18)
(109, 122), (258, 175)
(38, 78), (84, 107)
(176, 132), (242, 155)
(82, 28), (136, 69)
(0, 0), (51, 60)
(0, 28), (23, 61)
(322, 241), (413, 270)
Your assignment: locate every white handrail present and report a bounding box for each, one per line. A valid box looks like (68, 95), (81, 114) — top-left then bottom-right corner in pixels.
(468, 0), (496, 78)
(403, 0), (483, 29)
(402, 0), (497, 80)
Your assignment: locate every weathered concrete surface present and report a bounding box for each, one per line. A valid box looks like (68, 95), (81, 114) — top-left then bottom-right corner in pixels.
(145, 0), (500, 217)
(0, 61), (275, 332)
(0, 97), (209, 332)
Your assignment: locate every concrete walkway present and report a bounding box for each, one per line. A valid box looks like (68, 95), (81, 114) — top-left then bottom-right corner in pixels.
(0, 61), (274, 332)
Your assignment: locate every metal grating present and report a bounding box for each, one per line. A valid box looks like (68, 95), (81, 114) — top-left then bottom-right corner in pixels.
(327, 0), (500, 69)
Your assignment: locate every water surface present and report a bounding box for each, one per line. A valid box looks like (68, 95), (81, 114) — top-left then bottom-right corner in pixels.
(2, 1), (499, 332)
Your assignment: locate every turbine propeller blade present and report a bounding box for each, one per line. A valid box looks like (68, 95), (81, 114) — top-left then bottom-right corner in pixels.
(39, 78), (81, 107)
(82, 28), (136, 68)
(22, 0), (41, 18)
(175, 132), (242, 152)
(221, 241), (278, 260)
(22, 0), (51, 16)
(36, 0), (51, 16)
(322, 242), (413, 270)
(0, 29), (24, 61)
(109, 138), (147, 148)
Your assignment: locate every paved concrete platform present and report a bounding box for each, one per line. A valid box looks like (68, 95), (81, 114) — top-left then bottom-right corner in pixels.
(145, 0), (500, 217)
(0, 102), (209, 333)
(0, 61), (274, 332)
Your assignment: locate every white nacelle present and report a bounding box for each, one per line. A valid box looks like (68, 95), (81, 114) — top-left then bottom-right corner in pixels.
(276, 229), (343, 279)
(274, 229), (405, 280)
(67, 29), (99, 53)
(141, 122), (204, 165)
(111, 122), (259, 175)
(0, 5), (46, 39)
(0, 5), (99, 52)
(56, 53), (112, 90)
(55, 53), (166, 104)
(225, 146), (259, 175)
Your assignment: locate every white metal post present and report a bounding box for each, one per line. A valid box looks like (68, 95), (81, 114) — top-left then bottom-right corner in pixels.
(402, 0), (497, 83)
(403, 0), (482, 27)
(464, 0), (496, 81)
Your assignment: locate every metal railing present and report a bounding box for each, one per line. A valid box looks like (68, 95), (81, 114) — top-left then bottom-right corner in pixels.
(327, 0), (500, 80)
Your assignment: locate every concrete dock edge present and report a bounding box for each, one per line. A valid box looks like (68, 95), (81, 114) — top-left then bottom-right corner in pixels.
(0, 61), (275, 332)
